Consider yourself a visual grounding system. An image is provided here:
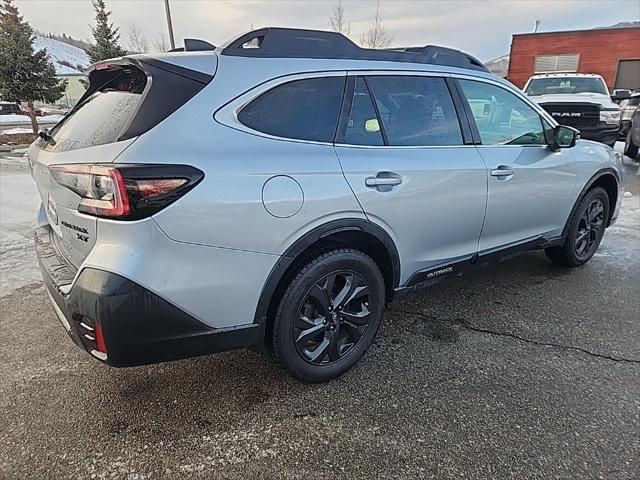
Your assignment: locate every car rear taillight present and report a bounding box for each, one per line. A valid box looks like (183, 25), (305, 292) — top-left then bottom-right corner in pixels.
(50, 164), (203, 220)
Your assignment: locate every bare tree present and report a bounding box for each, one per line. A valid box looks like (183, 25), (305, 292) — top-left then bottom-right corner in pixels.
(154, 30), (169, 52)
(330, 0), (350, 36)
(360, 0), (393, 49)
(128, 23), (148, 53)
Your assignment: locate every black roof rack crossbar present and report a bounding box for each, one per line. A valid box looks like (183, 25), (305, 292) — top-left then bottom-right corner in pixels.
(220, 28), (488, 72)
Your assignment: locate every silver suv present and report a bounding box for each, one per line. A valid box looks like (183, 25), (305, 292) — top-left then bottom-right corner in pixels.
(31, 28), (624, 382)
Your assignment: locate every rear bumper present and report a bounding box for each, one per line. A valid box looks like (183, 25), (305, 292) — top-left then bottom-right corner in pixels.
(35, 225), (261, 367)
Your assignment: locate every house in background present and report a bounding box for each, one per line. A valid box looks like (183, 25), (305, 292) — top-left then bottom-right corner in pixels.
(485, 54), (509, 78)
(56, 72), (86, 108)
(507, 22), (640, 91)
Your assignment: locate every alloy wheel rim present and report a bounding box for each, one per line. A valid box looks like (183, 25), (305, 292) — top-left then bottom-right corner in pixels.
(574, 198), (604, 257)
(294, 271), (372, 365)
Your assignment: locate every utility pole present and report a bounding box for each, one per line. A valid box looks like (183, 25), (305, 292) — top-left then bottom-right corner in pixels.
(533, 19), (541, 33)
(164, 0), (176, 49)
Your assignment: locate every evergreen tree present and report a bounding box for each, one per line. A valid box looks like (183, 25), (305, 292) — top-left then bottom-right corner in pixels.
(87, 0), (126, 62)
(0, 0), (67, 134)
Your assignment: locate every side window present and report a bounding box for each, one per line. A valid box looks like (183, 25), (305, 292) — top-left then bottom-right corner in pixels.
(344, 77), (384, 146)
(458, 80), (546, 146)
(366, 76), (463, 146)
(238, 77), (345, 142)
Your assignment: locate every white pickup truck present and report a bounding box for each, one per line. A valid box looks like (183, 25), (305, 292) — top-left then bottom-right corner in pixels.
(523, 73), (621, 147)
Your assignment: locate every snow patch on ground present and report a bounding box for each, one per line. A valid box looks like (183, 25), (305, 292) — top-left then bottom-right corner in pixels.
(610, 192), (640, 232)
(0, 163), (41, 297)
(33, 35), (90, 75)
(1, 127), (33, 135)
(0, 114), (63, 124)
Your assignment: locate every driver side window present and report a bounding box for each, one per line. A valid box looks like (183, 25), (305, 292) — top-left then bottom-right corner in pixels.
(458, 80), (546, 146)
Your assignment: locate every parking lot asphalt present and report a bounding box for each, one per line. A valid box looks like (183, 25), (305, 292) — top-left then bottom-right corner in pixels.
(1, 149), (639, 479)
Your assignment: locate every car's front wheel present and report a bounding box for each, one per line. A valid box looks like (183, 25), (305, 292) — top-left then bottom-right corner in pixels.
(545, 187), (610, 267)
(271, 249), (385, 383)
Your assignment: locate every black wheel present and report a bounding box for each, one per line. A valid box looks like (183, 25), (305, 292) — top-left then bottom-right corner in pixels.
(545, 187), (609, 267)
(624, 131), (639, 159)
(271, 249), (385, 383)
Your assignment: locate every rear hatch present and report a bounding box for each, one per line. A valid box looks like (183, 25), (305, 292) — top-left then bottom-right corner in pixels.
(29, 56), (213, 268)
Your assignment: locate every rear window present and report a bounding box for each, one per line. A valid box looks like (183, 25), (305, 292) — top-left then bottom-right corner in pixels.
(39, 66), (147, 152)
(525, 77), (608, 96)
(238, 77), (345, 143)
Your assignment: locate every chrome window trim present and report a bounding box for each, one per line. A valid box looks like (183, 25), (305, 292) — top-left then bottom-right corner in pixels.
(346, 70), (451, 78)
(334, 143), (477, 150)
(214, 70), (347, 146)
(215, 67), (556, 149)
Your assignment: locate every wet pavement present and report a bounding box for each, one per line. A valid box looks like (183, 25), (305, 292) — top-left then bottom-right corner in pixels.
(0, 146), (638, 479)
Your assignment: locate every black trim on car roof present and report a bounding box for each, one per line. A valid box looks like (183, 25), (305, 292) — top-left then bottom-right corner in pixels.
(137, 57), (213, 85)
(449, 78), (482, 144)
(221, 27), (489, 73)
(444, 77), (474, 145)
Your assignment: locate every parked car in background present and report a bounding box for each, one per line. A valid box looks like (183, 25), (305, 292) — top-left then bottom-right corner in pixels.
(620, 92), (639, 139)
(524, 73), (620, 147)
(624, 101), (640, 159)
(612, 88), (632, 104)
(30, 28), (624, 382)
(20, 105), (43, 116)
(0, 101), (22, 115)
(40, 105), (70, 116)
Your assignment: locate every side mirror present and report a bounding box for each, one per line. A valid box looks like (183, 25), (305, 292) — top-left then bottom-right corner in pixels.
(550, 125), (579, 150)
(611, 91), (631, 103)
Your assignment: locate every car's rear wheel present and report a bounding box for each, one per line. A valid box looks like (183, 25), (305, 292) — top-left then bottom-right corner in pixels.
(624, 130), (639, 159)
(545, 187), (609, 267)
(271, 249), (385, 383)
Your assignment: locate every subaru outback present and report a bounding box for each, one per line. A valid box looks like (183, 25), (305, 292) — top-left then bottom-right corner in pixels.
(30, 28), (624, 382)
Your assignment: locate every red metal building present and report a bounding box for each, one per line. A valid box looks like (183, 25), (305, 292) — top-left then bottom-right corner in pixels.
(507, 26), (640, 91)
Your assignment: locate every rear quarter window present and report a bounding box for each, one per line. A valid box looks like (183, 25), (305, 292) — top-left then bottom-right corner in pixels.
(238, 77), (346, 143)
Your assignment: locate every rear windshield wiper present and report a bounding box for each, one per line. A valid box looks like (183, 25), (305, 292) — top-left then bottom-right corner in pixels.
(38, 130), (55, 145)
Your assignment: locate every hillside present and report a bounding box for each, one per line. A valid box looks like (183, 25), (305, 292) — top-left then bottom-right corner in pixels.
(33, 35), (90, 75)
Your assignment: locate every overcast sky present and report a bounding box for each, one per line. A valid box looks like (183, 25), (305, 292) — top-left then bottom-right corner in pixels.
(13, 0), (640, 61)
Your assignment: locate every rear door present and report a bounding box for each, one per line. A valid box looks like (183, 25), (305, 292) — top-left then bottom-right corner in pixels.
(29, 59), (211, 268)
(334, 73), (488, 285)
(29, 64), (147, 267)
(455, 78), (576, 252)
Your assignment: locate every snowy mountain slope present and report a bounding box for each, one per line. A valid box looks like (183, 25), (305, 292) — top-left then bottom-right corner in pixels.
(33, 36), (90, 75)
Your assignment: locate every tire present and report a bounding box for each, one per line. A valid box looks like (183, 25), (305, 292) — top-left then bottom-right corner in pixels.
(624, 131), (639, 159)
(545, 187), (609, 267)
(271, 249), (385, 383)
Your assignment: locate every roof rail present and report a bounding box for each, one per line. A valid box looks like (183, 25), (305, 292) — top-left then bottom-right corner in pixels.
(220, 27), (489, 72)
(168, 38), (216, 52)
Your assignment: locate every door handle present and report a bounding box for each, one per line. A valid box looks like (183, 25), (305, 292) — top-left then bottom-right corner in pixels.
(365, 173), (403, 189)
(490, 166), (515, 178)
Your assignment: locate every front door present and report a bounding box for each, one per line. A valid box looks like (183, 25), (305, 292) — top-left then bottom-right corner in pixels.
(456, 78), (577, 252)
(334, 74), (487, 285)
